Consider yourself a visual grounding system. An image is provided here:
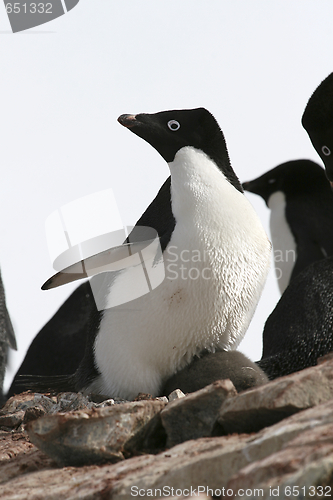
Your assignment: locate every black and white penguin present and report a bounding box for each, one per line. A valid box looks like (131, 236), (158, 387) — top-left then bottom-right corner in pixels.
(23, 108), (271, 400)
(0, 270), (16, 405)
(243, 159), (333, 293)
(302, 72), (333, 181)
(257, 256), (333, 379)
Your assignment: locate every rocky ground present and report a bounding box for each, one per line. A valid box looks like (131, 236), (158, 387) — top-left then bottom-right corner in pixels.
(2, 355), (333, 499)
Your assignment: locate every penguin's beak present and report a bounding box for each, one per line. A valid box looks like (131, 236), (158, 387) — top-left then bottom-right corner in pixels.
(118, 114), (137, 128)
(242, 181), (255, 193)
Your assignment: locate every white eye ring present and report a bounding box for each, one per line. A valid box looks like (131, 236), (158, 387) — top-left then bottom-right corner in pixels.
(322, 145), (331, 156)
(167, 120), (180, 131)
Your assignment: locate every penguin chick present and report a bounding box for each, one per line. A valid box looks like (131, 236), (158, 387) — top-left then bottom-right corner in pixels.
(162, 350), (268, 395)
(24, 108), (271, 400)
(257, 256), (333, 379)
(302, 72), (333, 181)
(243, 159), (333, 293)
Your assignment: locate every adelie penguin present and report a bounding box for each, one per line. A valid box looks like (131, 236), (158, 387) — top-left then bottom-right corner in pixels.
(243, 159), (333, 293)
(302, 72), (333, 181)
(0, 270), (16, 405)
(22, 108), (271, 400)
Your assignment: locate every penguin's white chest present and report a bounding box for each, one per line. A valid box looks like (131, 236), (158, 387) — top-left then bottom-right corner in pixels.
(268, 191), (296, 294)
(91, 147), (271, 399)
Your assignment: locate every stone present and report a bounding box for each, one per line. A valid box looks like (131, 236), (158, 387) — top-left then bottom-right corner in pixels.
(228, 422), (333, 499)
(218, 359), (333, 434)
(27, 399), (166, 466)
(0, 431), (55, 485)
(2, 400), (333, 499)
(0, 411), (25, 430)
(161, 379), (237, 447)
(168, 389), (185, 402)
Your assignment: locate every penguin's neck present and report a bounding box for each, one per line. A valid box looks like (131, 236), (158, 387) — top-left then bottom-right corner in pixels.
(268, 191), (296, 294)
(168, 146), (243, 229)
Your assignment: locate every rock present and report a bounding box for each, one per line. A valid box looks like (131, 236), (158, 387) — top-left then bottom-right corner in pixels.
(162, 350), (268, 396)
(168, 389), (186, 402)
(27, 399), (166, 466)
(3, 400), (333, 498)
(0, 430), (55, 485)
(228, 422), (333, 499)
(23, 406), (47, 424)
(50, 392), (94, 413)
(0, 392), (44, 415)
(161, 379), (237, 447)
(0, 411), (25, 430)
(218, 359), (333, 433)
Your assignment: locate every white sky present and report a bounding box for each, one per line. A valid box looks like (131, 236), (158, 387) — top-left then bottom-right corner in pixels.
(1, 1), (332, 391)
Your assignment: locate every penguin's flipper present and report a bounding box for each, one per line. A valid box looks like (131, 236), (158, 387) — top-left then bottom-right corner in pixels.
(15, 373), (77, 394)
(42, 240), (157, 290)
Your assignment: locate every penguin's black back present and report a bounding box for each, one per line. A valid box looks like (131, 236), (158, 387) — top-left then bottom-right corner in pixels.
(258, 257), (333, 379)
(7, 282), (94, 397)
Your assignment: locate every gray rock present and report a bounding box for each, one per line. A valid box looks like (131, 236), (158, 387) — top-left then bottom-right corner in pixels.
(161, 379), (237, 447)
(49, 392), (94, 413)
(3, 400), (333, 498)
(0, 392), (43, 415)
(0, 411), (25, 430)
(218, 358), (333, 433)
(27, 399), (166, 466)
(229, 422), (333, 499)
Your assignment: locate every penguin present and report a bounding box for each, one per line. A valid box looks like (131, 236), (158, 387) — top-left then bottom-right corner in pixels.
(0, 270), (16, 405)
(162, 350), (268, 395)
(243, 160), (333, 294)
(257, 256), (333, 379)
(302, 72), (333, 181)
(7, 281), (93, 398)
(21, 108), (271, 400)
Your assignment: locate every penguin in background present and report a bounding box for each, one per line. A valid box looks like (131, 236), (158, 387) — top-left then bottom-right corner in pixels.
(243, 162), (333, 379)
(257, 256), (333, 379)
(0, 270), (16, 405)
(253, 74), (333, 380)
(7, 281), (93, 398)
(243, 159), (333, 294)
(302, 72), (333, 181)
(21, 108), (271, 400)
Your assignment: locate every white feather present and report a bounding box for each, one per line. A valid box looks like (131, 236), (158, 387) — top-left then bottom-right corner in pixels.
(268, 191), (296, 294)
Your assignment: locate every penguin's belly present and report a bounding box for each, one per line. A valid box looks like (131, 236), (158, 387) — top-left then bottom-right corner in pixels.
(268, 191), (296, 294)
(92, 216), (269, 399)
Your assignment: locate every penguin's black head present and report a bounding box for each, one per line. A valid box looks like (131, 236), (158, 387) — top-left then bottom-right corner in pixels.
(302, 72), (333, 181)
(242, 160), (329, 206)
(118, 108), (243, 192)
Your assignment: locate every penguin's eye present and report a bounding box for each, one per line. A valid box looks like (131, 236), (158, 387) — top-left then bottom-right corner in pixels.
(268, 178), (276, 184)
(167, 120), (180, 131)
(322, 145), (331, 156)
